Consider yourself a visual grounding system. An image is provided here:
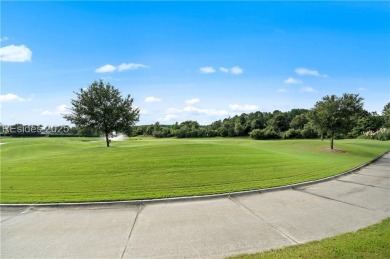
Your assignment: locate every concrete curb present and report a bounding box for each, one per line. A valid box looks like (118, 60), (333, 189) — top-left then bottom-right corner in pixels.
(1, 151), (388, 209)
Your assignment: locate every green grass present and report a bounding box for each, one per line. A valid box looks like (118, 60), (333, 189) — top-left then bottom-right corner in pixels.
(0, 137), (389, 203)
(230, 218), (390, 259)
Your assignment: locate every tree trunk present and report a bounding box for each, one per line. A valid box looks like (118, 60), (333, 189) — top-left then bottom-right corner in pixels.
(105, 131), (110, 147)
(330, 133), (334, 150)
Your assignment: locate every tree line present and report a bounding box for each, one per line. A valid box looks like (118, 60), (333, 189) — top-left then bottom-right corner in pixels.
(134, 97), (389, 146)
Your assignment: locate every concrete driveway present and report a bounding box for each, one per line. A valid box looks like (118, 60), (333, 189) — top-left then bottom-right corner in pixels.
(1, 154), (389, 258)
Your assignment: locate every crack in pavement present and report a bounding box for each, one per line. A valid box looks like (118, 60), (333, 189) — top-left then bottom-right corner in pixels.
(120, 204), (144, 259)
(336, 179), (389, 190)
(1, 207), (35, 223)
(189, 242), (202, 258)
(295, 189), (379, 213)
(229, 196), (299, 245)
(355, 172), (389, 179)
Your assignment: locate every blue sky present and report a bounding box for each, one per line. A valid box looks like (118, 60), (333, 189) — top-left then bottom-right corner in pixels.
(1, 1), (389, 126)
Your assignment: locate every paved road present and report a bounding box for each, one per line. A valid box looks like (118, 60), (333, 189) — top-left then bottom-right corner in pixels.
(1, 154), (389, 258)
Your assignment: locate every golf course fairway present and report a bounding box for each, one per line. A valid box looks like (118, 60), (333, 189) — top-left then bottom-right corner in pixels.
(1, 137), (389, 203)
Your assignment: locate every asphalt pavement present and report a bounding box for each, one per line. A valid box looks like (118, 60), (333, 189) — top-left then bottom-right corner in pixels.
(1, 153), (389, 258)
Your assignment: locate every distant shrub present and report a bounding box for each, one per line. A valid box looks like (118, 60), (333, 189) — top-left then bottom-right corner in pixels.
(48, 134), (81, 137)
(250, 128), (281, 140)
(301, 123), (319, 139)
(249, 129), (265, 140)
(360, 128), (390, 141)
(283, 129), (303, 139)
(153, 128), (172, 138)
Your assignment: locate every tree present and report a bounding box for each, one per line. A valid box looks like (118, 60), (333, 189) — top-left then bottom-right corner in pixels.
(269, 113), (289, 132)
(290, 114), (309, 130)
(383, 102), (390, 128)
(349, 111), (385, 138)
(310, 93), (364, 149)
(63, 80), (140, 147)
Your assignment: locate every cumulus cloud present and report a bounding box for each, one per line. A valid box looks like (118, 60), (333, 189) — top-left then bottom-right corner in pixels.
(284, 77), (302, 84)
(199, 66), (216, 74)
(219, 66), (244, 75)
(57, 104), (68, 113)
(139, 109), (149, 115)
(300, 87), (317, 93)
(158, 101), (268, 124)
(183, 106), (229, 116)
(117, 63), (148, 71)
(95, 64), (116, 73)
(185, 98), (200, 105)
(159, 114), (179, 122)
(41, 104), (69, 116)
(160, 105), (229, 122)
(219, 67), (230, 73)
(0, 93), (26, 102)
(229, 104), (259, 112)
(95, 63), (148, 73)
(145, 96), (162, 103)
(0, 45), (32, 62)
(201, 66), (244, 75)
(295, 67), (327, 77)
(230, 66), (244, 75)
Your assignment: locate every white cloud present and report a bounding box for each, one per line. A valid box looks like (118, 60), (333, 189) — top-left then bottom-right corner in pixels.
(145, 96), (162, 103)
(295, 67), (327, 77)
(40, 111), (53, 116)
(95, 63), (148, 73)
(0, 45), (32, 62)
(57, 104), (68, 113)
(0, 93), (25, 102)
(159, 114), (179, 122)
(218, 66), (244, 75)
(164, 106), (229, 117)
(41, 104), (69, 116)
(229, 104), (259, 112)
(95, 64), (116, 73)
(159, 105), (230, 123)
(300, 87), (317, 93)
(219, 67), (229, 73)
(284, 77), (302, 84)
(183, 106), (229, 116)
(277, 88), (287, 93)
(139, 109), (148, 115)
(185, 98), (200, 105)
(117, 63), (148, 71)
(199, 66), (216, 74)
(230, 66), (244, 75)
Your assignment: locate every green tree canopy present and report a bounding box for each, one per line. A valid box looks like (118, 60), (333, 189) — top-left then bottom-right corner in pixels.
(383, 102), (390, 128)
(290, 114), (309, 130)
(310, 93), (364, 149)
(63, 80), (140, 147)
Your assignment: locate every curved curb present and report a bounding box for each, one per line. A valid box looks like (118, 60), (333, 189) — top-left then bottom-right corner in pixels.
(1, 151), (388, 209)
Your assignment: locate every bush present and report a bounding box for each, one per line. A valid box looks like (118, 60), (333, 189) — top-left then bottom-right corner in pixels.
(250, 128), (281, 140)
(301, 123), (319, 139)
(250, 129), (265, 140)
(360, 128), (390, 141)
(283, 129), (303, 139)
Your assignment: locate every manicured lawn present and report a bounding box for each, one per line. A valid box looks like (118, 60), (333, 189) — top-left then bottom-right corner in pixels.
(230, 218), (390, 259)
(0, 137), (389, 203)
